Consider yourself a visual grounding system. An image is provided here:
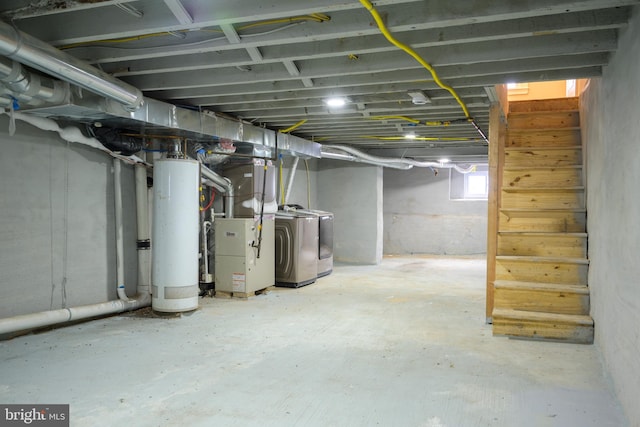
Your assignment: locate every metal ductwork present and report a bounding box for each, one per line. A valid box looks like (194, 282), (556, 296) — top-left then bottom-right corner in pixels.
(201, 165), (235, 218)
(0, 20), (143, 110)
(0, 20), (321, 159)
(321, 144), (477, 172)
(0, 57), (67, 108)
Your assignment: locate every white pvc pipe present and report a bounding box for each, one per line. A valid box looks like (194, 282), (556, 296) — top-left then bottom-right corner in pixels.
(0, 159), (152, 337)
(135, 164), (151, 296)
(0, 299), (150, 336)
(284, 157), (299, 205)
(113, 159), (128, 301)
(202, 220), (212, 283)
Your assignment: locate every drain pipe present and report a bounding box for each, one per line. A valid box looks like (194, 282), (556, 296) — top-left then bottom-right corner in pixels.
(201, 165), (234, 218)
(0, 159), (151, 339)
(284, 157), (300, 205)
(113, 159), (128, 301)
(0, 161), (151, 338)
(134, 164), (151, 297)
(0, 21), (143, 110)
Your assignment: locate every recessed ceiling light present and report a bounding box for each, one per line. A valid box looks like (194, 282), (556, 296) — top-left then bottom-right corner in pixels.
(404, 133), (417, 139)
(325, 97), (347, 107)
(439, 158), (450, 163)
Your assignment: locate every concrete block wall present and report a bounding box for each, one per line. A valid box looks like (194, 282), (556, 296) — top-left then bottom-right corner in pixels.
(0, 116), (138, 318)
(383, 167), (487, 255)
(580, 6), (640, 423)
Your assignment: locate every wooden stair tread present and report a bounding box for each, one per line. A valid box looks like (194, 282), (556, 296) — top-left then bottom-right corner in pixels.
(508, 98), (579, 113)
(508, 126), (581, 132)
(496, 255), (589, 265)
(498, 231), (587, 237)
(503, 165), (582, 171)
(505, 145), (582, 152)
(492, 308), (593, 326)
(493, 280), (589, 294)
(501, 208), (586, 214)
(508, 109), (579, 116)
(502, 186), (584, 193)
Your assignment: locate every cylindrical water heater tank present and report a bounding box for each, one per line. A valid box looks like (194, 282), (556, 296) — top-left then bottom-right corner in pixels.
(152, 158), (200, 312)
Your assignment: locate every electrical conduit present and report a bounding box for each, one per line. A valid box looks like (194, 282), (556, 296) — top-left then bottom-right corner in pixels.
(284, 157), (300, 205)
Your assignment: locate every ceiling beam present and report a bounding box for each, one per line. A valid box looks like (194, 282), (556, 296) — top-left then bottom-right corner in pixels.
(12, 0), (637, 47)
(163, 0), (193, 25)
(153, 53), (606, 103)
(65, 7), (629, 67)
(122, 31), (615, 91)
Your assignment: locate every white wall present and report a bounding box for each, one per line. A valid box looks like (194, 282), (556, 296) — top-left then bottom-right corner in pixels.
(383, 167), (487, 255)
(317, 160), (383, 264)
(580, 6), (640, 423)
(0, 116), (138, 319)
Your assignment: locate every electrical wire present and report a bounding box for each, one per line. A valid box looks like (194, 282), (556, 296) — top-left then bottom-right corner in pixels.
(359, 0), (489, 142)
(304, 159), (311, 209)
(279, 119), (307, 133)
(60, 14), (329, 50)
(238, 13), (330, 31)
(369, 116), (470, 127)
(48, 143), (56, 310)
(201, 188), (215, 212)
(61, 141), (69, 309)
(358, 0), (470, 119)
(370, 115), (420, 124)
(115, 2), (144, 19)
(279, 157), (285, 204)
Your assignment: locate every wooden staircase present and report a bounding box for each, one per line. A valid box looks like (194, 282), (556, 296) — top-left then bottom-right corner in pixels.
(490, 98), (593, 343)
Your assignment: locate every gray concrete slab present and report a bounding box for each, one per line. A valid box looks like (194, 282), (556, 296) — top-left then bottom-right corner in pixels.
(0, 256), (627, 427)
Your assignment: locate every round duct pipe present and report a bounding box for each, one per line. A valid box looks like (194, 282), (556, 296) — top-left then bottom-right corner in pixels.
(0, 21), (144, 110)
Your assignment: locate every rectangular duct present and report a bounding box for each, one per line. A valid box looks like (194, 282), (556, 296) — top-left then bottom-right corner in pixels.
(20, 90), (321, 158)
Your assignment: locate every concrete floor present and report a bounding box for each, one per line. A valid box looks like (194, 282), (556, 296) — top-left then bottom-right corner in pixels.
(0, 256), (628, 427)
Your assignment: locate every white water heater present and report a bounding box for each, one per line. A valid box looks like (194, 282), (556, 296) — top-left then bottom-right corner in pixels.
(152, 158), (200, 312)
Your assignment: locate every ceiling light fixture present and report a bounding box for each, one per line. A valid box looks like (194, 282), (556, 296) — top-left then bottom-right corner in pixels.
(439, 158), (450, 163)
(404, 133), (417, 139)
(325, 97), (347, 107)
(407, 90), (430, 105)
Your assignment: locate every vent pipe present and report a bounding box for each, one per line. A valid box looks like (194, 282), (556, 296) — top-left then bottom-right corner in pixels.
(201, 165), (235, 218)
(0, 21), (143, 110)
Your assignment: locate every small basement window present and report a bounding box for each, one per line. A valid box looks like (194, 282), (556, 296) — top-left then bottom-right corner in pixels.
(449, 165), (489, 200)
